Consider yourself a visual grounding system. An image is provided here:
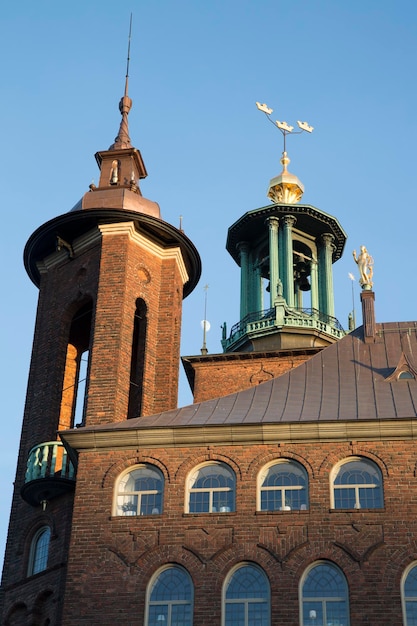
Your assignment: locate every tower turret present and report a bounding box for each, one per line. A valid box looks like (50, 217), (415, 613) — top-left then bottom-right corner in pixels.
(222, 103), (346, 352)
(1, 67), (200, 623)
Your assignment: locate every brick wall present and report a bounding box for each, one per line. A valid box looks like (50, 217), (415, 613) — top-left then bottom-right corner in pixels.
(61, 438), (416, 624)
(186, 350), (320, 403)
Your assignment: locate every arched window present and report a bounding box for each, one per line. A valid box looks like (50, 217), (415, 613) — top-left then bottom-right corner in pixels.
(146, 565), (193, 626)
(402, 562), (417, 625)
(128, 298), (147, 418)
(331, 457), (383, 510)
(115, 465), (164, 516)
(59, 300), (93, 430)
(301, 561), (349, 626)
(258, 460), (308, 511)
(223, 563), (270, 626)
(28, 526), (51, 576)
(187, 462), (235, 513)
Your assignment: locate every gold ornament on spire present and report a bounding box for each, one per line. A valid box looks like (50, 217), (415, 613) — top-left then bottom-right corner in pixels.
(256, 101), (313, 204)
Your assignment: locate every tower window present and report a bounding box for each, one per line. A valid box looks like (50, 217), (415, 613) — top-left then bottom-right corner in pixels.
(115, 465), (163, 516)
(59, 300), (93, 430)
(187, 462), (235, 513)
(28, 526), (51, 576)
(128, 298), (147, 419)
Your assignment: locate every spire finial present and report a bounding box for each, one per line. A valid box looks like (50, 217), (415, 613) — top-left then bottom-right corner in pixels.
(109, 14), (134, 150)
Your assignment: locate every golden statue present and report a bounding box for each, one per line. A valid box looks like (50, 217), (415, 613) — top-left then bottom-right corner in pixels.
(352, 246), (373, 289)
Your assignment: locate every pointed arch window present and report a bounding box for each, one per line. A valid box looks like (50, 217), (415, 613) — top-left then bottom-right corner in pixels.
(28, 526), (51, 576)
(300, 561), (350, 626)
(402, 562), (417, 625)
(146, 565), (193, 626)
(115, 465), (164, 516)
(223, 563), (270, 626)
(331, 457), (383, 510)
(258, 459), (308, 511)
(187, 462), (235, 513)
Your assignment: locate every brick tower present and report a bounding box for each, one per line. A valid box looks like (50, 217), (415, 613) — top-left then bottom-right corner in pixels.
(0, 75), (200, 624)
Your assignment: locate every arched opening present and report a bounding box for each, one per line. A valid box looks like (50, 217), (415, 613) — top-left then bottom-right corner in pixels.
(59, 300), (93, 430)
(128, 298), (147, 419)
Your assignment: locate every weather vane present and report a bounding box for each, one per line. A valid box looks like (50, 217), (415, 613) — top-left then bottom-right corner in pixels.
(255, 102), (314, 153)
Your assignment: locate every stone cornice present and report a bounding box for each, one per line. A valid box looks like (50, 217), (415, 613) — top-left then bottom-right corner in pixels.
(61, 419), (417, 453)
(98, 222), (189, 285)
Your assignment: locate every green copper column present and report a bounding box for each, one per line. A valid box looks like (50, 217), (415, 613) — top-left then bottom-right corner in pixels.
(238, 242), (250, 319)
(310, 256), (319, 312)
(267, 216), (280, 307)
(318, 233), (335, 318)
(252, 263), (263, 313)
(281, 215), (296, 307)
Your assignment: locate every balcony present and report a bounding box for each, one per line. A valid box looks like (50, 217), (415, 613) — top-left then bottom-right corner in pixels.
(222, 306), (345, 352)
(20, 441), (76, 507)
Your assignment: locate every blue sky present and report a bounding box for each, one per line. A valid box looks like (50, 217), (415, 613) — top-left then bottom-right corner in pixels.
(1, 0), (417, 568)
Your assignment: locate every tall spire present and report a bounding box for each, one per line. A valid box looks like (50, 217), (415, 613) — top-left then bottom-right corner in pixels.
(109, 15), (133, 150)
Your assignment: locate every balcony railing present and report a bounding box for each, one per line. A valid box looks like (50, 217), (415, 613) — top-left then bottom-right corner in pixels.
(21, 441), (76, 506)
(222, 306), (345, 352)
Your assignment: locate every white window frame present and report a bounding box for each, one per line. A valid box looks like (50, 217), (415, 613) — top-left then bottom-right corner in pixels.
(299, 560), (350, 626)
(222, 562), (270, 626)
(185, 462), (235, 514)
(257, 459), (308, 511)
(145, 564), (193, 626)
(330, 456), (383, 510)
(114, 464), (164, 516)
(402, 561), (417, 625)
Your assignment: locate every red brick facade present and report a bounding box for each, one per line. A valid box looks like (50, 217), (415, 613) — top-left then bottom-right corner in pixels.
(55, 439), (416, 624)
(183, 349), (321, 403)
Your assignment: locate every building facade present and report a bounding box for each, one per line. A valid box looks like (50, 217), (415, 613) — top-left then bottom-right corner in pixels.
(2, 77), (417, 626)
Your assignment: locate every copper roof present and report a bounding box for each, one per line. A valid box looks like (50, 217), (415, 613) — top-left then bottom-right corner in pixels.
(66, 322), (417, 439)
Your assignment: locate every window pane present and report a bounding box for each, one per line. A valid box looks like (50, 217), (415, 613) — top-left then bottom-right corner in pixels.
(333, 459), (382, 510)
(189, 464), (235, 513)
(148, 605), (168, 626)
(260, 462), (308, 511)
(225, 565), (269, 626)
(333, 487), (355, 510)
(248, 602), (269, 626)
(302, 602), (323, 626)
(31, 527), (51, 575)
(406, 601), (417, 626)
(225, 602), (245, 626)
(148, 567), (193, 626)
(171, 603), (192, 626)
(150, 568), (192, 601)
(117, 465), (163, 516)
(302, 563), (349, 626)
(404, 565), (417, 625)
(189, 491), (209, 513)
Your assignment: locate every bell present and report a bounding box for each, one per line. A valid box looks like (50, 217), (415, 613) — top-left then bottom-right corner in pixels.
(299, 275), (311, 291)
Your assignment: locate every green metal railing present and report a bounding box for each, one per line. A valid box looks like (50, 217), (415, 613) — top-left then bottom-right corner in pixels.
(222, 306), (345, 351)
(25, 441), (75, 483)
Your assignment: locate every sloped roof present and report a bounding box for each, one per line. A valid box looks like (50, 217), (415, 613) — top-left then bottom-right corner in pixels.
(65, 322), (417, 442)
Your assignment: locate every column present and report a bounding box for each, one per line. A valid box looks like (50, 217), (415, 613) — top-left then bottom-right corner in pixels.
(267, 216), (280, 308)
(318, 233), (335, 318)
(237, 242), (250, 319)
(310, 256), (319, 312)
(281, 215), (296, 307)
